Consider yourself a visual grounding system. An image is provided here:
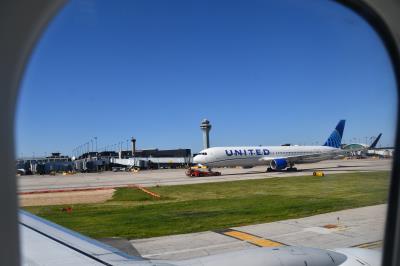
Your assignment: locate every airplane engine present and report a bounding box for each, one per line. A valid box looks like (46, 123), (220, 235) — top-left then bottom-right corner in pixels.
(270, 158), (288, 170)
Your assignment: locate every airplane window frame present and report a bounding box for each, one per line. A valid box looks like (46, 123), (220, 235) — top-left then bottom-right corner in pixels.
(334, 1), (400, 265)
(0, 0), (399, 265)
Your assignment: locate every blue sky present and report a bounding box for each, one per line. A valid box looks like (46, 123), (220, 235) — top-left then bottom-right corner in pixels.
(16, 0), (397, 157)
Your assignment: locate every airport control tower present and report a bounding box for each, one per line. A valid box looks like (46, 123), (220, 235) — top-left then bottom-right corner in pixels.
(131, 137), (136, 156)
(200, 119), (212, 150)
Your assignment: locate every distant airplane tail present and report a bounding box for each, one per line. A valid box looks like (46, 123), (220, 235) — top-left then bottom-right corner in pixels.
(323, 120), (346, 148)
(369, 133), (382, 149)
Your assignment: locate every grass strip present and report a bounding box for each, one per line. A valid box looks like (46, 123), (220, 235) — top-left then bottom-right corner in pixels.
(24, 171), (389, 239)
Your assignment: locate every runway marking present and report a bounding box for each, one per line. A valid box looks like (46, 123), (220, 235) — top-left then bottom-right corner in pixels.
(220, 229), (285, 247)
(18, 186), (116, 195)
(128, 184), (161, 198)
(352, 240), (382, 249)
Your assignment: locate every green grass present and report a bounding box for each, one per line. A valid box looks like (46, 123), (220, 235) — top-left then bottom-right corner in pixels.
(24, 171), (390, 239)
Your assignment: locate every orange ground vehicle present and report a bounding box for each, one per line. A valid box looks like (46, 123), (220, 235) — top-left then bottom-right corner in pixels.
(185, 167), (221, 177)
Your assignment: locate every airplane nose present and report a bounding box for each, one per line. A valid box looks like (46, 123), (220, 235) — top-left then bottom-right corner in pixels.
(193, 155), (202, 164)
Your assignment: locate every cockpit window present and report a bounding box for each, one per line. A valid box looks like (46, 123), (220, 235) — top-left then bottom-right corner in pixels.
(198, 152), (207, 156)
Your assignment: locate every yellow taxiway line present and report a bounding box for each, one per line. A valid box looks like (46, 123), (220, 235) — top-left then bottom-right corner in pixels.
(352, 240), (382, 249)
(221, 229), (284, 247)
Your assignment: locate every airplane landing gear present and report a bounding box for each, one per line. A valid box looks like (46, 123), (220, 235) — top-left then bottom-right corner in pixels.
(267, 167), (298, 172)
(266, 166), (298, 172)
(286, 162), (298, 172)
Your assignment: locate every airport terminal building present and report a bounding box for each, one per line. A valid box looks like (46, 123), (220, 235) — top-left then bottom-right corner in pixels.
(17, 149), (193, 174)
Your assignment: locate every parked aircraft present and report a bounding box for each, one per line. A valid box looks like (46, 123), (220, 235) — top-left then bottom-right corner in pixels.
(193, 120), (380, 171)
(342, 133), (383, 158)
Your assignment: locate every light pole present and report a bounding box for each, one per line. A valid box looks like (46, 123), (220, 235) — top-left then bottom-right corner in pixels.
(119, 141), (122, 159)
(94, 137), (97, 153)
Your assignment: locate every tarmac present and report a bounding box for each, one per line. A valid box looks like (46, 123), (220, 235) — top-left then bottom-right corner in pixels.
(130, 204), (387, 260)
(18, 159), (390, 260)
(18, 158), (391, 193)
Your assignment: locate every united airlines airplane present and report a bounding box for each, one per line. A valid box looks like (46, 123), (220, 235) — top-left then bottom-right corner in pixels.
(193, 120), (369, 171)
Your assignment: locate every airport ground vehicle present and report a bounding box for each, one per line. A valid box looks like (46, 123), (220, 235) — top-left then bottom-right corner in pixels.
(185, 167), (221, 177)
(313, 171), (325, 177)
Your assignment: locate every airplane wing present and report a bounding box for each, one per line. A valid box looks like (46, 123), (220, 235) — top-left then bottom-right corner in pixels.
(19, 210), (152, 265)
(258, 149), (350, 165)
(19, 210), (380, 266)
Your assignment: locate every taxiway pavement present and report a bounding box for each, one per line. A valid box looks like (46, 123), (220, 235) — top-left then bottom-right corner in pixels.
(130, 204), (386, 260)
(18, 159), (391, 193)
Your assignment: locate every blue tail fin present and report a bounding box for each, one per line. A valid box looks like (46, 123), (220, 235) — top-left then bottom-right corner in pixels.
(369, 133), (382, 149)
(323, 120), (345, 148)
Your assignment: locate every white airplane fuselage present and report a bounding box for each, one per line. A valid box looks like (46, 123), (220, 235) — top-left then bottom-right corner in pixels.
(193, 145), (340, 168)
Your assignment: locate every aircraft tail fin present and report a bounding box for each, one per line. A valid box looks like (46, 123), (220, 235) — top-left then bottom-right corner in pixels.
(369, 133), (382, 149)
(323, 120), (346, 148)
